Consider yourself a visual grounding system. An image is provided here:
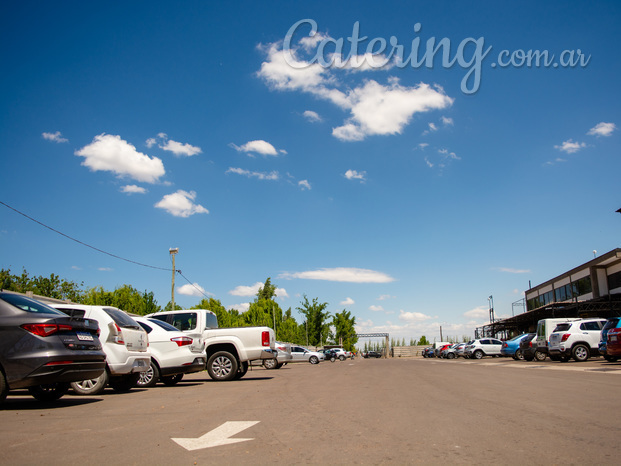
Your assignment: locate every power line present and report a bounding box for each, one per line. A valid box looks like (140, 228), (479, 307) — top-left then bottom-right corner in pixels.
(178, 270), (212, 300)
(1, 200), (170, 272)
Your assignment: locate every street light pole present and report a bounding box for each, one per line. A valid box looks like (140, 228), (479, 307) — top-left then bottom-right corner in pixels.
(169, 248), (179, 310)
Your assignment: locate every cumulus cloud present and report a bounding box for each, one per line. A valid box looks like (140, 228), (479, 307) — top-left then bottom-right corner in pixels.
(42, 131), (68, 143)
(146, 133), (202, 156)
(554, 139), (586, 154)
(340, 297), (355, 306)
(587, 122), (616, 137)
(226, 167), (280, 181)
(398, 310), (432, 322)
(298, 179), (311, 190)
(230, 140), (286, 157)
(495, 267), (531, 274)
(120, 185), (147, 194)
(279, 267), (395, 283)
(344, 169), (367, 182)
(303, 110), (322, 122)
(177, 283), (211, 297)
(228, 303), (250, 313)
(229, 282), (288, 299)
(464, 306), (488, 319)
(154, 190), (209, 217)
(369, 305), (385, 312)
(75, 134), (165, 183)
(257, 39), (453, 142)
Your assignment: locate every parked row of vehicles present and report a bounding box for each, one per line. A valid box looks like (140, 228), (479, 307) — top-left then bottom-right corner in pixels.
(422, 316), (621, 363)
(0, 292), (277, 403)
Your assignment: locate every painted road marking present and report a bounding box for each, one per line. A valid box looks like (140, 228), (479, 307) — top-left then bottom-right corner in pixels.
(172, 421), (260, 451)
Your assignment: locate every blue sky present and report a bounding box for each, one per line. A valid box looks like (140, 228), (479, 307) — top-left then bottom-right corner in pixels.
(1, 1), (620, 343)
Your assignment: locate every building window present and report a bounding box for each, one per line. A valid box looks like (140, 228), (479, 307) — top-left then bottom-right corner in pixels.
(608, 271), (621, 291)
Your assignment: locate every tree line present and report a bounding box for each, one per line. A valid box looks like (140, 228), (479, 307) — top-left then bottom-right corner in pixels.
(0, 269), (359, 351)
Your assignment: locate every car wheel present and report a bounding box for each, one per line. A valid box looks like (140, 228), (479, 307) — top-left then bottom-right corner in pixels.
(137, 361), (160, 388)
(110, 373), (140, 393)
(161, 374), (183, 386)
(0, 370), (8, 403)
(534, 350), (546, 362)
(330, 356), (336, 362)
(473, 350), (484, 360)
(207, 351), (239, 381)
(263, 358), (278, 370)
(28, 383), (70, 402)
(447, 353), (455, 359)
(339, 355), (346, 361)
(514, 349), (523, 360)
(572, 344), (589, 362)
(309, 356), (319, 364)
(71, 370), (108, 396)
(234, 361), (249, 380)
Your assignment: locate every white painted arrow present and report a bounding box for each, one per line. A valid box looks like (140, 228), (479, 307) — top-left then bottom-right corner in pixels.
(172, 421), (260, 451)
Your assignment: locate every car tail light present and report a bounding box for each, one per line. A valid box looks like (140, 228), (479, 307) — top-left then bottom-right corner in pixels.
(561, 333), (571, 342)
(529, 341), (533, 348)
(110, 323), (125, 345)
(45, 360), (73, 366)
(262, 331), (270, 347)
(502, 343), (507, 348)
(21, 323), (73, 337)
(171, 336), (193, 347)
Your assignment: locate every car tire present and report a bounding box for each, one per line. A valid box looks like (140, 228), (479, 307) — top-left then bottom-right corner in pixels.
(473, 350), (484, 360)
(276, 363), (284, 369)
(110, 373), (140, 393)
(234, 361), (249, 380)
(309, 356), (319, 364)
(534, 350), (546, 362)
(207, 351), (239, 381)
(0, 370), (8, 403)
(330, 356), (336, 362)
(161, 374), (183, 386)
(339, 355), (346, 361)
(514, 349), (523, 360)
(28, 383), (70, 402)
(447, 353), (455, 359)
(137, 361), (160, 388)
(71, 370), (109, 396)
(572, 344), (590, 362)
(263, 358), (278, 370)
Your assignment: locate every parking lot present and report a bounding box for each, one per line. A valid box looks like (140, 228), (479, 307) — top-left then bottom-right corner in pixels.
(2, 356), (620, 465)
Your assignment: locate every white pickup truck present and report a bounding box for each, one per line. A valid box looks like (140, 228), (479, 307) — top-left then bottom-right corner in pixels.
(148, 309), (276, 381)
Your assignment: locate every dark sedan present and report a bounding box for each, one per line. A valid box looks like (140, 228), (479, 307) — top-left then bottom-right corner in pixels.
(364, 351), (383, 358)
(0, 292), (106, 403)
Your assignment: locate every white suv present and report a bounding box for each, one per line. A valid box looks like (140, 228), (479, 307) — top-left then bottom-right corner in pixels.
(548, 318), (607, 362)
(50, 304), (151, 394)
(465, 338), (503, 359)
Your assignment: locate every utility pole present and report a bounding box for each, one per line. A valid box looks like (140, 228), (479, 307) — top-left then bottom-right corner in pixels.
(169, 248), (179, 311)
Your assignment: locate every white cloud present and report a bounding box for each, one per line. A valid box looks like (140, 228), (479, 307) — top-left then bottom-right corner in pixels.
(258, 41), (453, 142)
(369, 305), (385, 312)
(98, 267), (113, 272)
(554, 139), (586, 154)
(298, 179), (311, 190)
(177, 283), (211, 297)
(160, 139), (202, 157)
(120, 185), (147, 194)
(340, 297), (355, 306)
(398, 310), (432, 322)
(42, 131), (68, 143)
(154, 190), (209, 217)
(229, 281), (288, 299)
(75, 134), (165, 183)
(377, 294), (395, 301)
(495, 267), (531, 274)
(438, 148), (460, 160)
(418, 143), (429, 150)
(303, 110), (322, 122)
(587, 122), (616, 137)
(441, 116), (454, 126)
(279, 267), (395, 283)
(344, 169), (366, 182)
(228, 303), (250, 313)
(226, 167), (280, 181)
(464, 306), (488, 319)
(231, 139), (285, 157)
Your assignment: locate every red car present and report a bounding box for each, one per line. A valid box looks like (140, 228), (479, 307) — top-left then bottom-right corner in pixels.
(606, 326), (621, 360)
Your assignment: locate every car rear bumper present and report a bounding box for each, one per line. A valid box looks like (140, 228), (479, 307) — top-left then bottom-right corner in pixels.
(10, 359), (107, 390)
(108, 356), (151, 375)
(258, 348), (277, 360)
(159, 356), (206, 376)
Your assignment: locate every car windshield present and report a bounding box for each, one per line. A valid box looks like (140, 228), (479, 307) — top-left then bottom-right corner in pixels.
(148, 319), (180, 332)
(103, 308), (141, 329)
(0, 293), (66, 315)
(554, 323), (572, 332)
(603, 318), (620, 330)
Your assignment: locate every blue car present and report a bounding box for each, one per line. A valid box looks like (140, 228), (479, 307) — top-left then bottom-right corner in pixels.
(500, 333), (531, 360)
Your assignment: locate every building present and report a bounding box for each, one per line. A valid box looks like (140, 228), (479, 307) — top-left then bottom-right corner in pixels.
(476, 248), (621, 339)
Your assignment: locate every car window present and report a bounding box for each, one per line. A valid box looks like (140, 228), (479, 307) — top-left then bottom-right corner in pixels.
(580, 321), (602, 331)
(103, 308), (141, 329)
(204, 312), (218, 329)
(480, 339), (490, 345)
(0, 293), (66, 315)
(603, 318), (621, 330)
(138, 321), (153, 333)
(555, 323), (572, 332)
(492, 339), (502, 345)
(168, 312), (198, 331)
(148, 319), (179, 332)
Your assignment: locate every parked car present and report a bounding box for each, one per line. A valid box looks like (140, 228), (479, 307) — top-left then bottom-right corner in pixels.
(457, 342), (472, 358)
(49, 303), (150, 395)
(443, 343), (466, 359)
(599, 317), (621, 361)
(548, 318), (606, 362)
(132, 317), (206, 387)
(435, 344), (453, 358)
(606, 324), (621, 359)
(330, 348), (352, 361)
(520, 333), (545, 361)
(262, 342), (293, 369)
(0, 292), (106, 403)
(465, 338), (503, 359)
(535, 318), (580, 360)
(290, 346), (324, 364)
(364, 350), (383, 358)
(500, 333), (530, 360)
(422, 347), (435, 358)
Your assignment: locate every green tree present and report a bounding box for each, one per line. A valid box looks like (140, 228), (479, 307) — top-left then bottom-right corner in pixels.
(296, 295), (330, 347)
(418, 335), (430, 346)
(332, 309), (358, 352)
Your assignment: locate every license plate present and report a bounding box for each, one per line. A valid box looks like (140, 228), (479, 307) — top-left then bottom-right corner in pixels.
(611, 335), (618, 342)
(77, 332), (94, 341)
